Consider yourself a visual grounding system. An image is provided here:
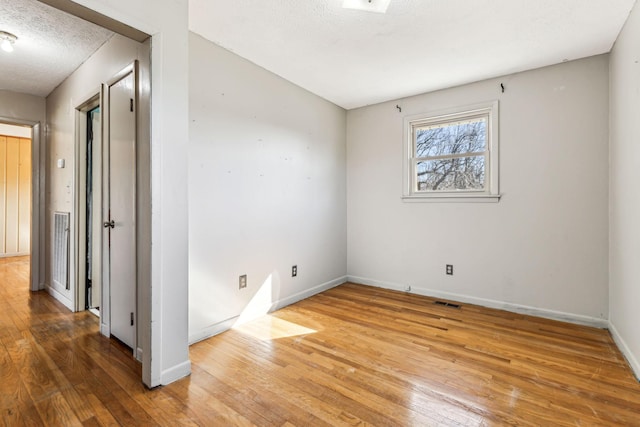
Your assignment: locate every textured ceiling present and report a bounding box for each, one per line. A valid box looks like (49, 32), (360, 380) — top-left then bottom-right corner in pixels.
(2, 1), (635, 106)
(0, 0), (113, 97)
(189, 0), (637, 109)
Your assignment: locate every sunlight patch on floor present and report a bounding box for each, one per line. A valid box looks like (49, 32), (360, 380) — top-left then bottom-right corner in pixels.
(232, 273), (318, 340)
(234, 315), (317, 341)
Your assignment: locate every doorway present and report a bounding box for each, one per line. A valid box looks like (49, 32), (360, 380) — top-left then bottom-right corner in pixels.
(19, 0), (188, 388)
(0, 123), (32, 272)
(85, 106), (101, 312)
(77, 98), (102, 316)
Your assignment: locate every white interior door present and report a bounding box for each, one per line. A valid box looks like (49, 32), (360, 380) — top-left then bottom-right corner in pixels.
(105, 67), (137, 349)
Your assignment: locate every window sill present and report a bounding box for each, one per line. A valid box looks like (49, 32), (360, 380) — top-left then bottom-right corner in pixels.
(402, 194), (501, 203)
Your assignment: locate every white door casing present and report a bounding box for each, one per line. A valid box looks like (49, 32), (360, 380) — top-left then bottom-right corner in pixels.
(89, 107), (102, 309)
(74, 94), (102, 313)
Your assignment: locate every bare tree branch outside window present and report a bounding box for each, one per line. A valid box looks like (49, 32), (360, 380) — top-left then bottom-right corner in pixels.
(414, 118), (487, 191)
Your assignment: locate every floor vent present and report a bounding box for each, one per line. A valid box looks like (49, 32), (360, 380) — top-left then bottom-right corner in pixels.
(53, 211), (70, 290)
(434, 301), (461, 309)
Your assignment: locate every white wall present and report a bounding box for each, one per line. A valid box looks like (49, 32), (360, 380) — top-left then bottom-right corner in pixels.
(188, 33), (347, 343)
(347, 56), (610, 325)
(0, 90), (46, 291)
(0, 92), (45, 127)
(609, 1), (640, 379)
(0, 124), (31, 138)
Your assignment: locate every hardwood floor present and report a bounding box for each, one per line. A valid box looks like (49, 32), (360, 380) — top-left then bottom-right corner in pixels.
(2, 256), (640, 426)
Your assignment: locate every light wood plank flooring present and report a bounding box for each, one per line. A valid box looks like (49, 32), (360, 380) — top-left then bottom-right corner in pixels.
(1, 256), (640, 425)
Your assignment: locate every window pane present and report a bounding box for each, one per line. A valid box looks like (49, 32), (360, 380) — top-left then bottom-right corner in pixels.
(415, 117), (486, 157)
(416, 156), (485, 191)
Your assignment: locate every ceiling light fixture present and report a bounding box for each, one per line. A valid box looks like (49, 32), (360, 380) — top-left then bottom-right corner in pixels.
(0, 31), (18, 53)
(342, 0), (391, 14)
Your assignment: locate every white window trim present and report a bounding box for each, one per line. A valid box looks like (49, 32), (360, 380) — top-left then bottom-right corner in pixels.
(402, 100), (501, 202)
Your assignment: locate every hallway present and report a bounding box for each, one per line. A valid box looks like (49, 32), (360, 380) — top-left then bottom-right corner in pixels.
(0, 256), (144, 425)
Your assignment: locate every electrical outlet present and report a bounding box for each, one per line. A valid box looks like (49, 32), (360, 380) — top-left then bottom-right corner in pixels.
(446, 264), (453, 275)
(239, 274), (247, 289)
(292, 265), (297, 277)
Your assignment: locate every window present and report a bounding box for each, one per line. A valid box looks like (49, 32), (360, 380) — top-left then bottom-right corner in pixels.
(403, 101), (500, 202)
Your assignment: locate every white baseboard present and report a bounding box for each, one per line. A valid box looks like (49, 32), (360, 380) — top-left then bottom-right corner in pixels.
(100, 322), (110, 338)
(46, 286), (74, 312)
(189, 316), (239, 345)
(188, 275), (348, 345)
(161, 359), (191, 385)
(609, 321), (640, 382)
(271, 275), (347, 312)
(135, 347), (143, 363)
(347, 275), (609, 329)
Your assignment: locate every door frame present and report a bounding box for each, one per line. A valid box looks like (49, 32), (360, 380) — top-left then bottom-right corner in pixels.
(74, 91), (103, 313)
(38, 0), (190, 388)
(0, 116), (43, 292)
